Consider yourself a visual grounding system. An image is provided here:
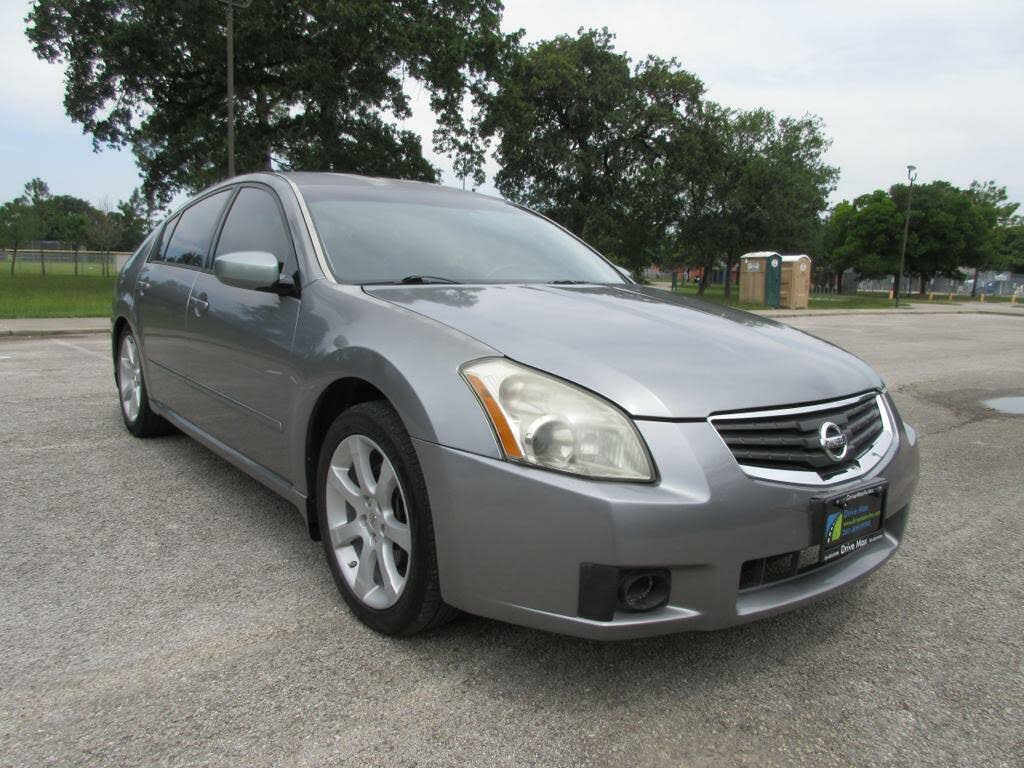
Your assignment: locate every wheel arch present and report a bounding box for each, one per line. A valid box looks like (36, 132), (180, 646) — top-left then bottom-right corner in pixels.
(302, 375), (417, 541)
(111, 316), (130, 367)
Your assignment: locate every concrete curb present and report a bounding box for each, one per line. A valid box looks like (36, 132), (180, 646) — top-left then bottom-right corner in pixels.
(757, 307), (1024, 319)
(1, 327), (109, 337)
(0, 319), (110, 337)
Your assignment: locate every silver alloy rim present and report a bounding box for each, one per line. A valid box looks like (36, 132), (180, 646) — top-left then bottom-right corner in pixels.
(325, 434), (412, 609)
(118, 335), (142, 423)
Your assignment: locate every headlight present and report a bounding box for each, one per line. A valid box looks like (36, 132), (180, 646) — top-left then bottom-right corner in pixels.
(460, 358), (654, 481)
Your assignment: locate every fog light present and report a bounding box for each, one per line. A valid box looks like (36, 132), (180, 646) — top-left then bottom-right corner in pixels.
(616, 569), (670, 612)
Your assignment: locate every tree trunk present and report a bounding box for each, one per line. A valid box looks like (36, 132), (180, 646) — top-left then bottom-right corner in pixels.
(893, 272), (900, 299)
(723, 253), (735, 299)
(10, 246), (17, 276)
(74, 244), (79, 276)
(835, 272), (843, 295)
(41, 248), (45, 276)
(698, 264), (711, 296)
(919, 273), (926, 296)
(971, 267), (979, 297)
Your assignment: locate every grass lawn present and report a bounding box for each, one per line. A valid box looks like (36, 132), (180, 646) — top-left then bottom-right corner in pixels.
(664, 283), (908, 310)
(0, 261), (116, 318)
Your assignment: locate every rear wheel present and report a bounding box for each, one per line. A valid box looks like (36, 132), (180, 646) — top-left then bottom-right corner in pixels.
(115, 328), (171, 437)
(317, 401), (457, 635)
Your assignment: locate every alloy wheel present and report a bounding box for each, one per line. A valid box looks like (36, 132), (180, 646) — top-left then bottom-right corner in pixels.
(118, 334), (142, 423)
(325, 434), (412, 609)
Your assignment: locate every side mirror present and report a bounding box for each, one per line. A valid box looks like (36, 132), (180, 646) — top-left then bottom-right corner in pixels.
(214, 251), (281, 290)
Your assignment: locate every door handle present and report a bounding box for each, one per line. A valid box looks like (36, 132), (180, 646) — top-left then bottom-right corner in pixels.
(137, 277), (151, 296)
(189, 292), (210, 316)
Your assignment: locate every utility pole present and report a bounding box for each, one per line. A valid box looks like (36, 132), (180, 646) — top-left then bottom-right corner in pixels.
(895, 164), (917, 307)
(219, 0), (251, 178)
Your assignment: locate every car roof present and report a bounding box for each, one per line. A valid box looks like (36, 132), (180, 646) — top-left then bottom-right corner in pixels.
(279, 171), (501, 204)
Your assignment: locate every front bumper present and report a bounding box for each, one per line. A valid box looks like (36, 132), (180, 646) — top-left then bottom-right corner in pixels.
(414, 414), (919, 640)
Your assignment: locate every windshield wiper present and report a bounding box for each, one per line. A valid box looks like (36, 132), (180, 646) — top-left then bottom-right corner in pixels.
(361, 275), (463, 287)
(398, 275), (462, 285)
(548, 280), (590, 285)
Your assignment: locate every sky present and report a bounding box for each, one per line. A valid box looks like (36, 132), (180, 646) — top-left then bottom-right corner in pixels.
(2, 0), (1022, 209)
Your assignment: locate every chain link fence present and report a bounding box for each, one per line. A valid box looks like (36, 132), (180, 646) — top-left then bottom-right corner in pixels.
(855, 271), (1024, 297)
(0, 248), (133, 277)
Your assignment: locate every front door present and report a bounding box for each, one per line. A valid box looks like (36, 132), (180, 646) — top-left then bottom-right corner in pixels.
(135, 258), (197, 408)
(185, 185), (301, 481)
(135, 189), (233, 417)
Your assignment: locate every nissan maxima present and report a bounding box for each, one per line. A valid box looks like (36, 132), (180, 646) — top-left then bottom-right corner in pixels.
(112, 172), (919, 639)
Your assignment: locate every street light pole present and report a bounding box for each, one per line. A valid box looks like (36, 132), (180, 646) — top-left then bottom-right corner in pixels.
(218, 0), (251, 178)
(226, 0), (234, 177)
(895, 164), (917, 307)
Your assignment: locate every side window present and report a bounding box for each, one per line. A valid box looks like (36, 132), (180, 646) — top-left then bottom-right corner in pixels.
(149, 216), (179, 263)
(214, 187), (297, 274)
(163, 190), (232, 268)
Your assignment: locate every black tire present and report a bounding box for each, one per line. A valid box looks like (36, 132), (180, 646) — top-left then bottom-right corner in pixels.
(317, 400), (458, 635)
(114, 327), (173, 438)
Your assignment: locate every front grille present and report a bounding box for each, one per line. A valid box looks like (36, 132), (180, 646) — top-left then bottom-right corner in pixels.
(711, 393), (885, 480)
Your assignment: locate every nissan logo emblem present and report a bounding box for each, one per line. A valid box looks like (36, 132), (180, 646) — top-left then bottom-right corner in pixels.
(819, 421), (849, 462)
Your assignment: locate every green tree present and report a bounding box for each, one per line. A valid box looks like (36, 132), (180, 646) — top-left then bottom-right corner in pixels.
(23, 177), (50, 207)
(668, 106), (836, 296)
(481, 28), (704, 278)
(820, 200), (856, 292)
(890, 181), (987, 294)
(88, 202), (124, 276)
(0, 200), (42, 275)
(27, 0), (519, 203)
(966, 180), (1021, 294)
(829, 190), (904, 287)
(112, 189), (156, 250)
(20, 178), (52, 273)
(39, 194), (95, 275)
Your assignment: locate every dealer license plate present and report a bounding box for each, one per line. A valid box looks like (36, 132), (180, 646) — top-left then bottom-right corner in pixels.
(814, 481), (887, 564)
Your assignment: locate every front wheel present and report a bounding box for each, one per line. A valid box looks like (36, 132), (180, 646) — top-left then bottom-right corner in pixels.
(317, 401), (457, 635)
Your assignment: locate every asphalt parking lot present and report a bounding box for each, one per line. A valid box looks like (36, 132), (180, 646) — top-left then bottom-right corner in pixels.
(1, 313), (1022, 768)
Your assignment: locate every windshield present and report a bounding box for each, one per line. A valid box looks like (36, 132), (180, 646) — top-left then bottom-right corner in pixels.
(302, 186), (626, 285)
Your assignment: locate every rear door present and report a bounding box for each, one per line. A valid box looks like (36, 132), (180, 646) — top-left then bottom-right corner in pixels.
(134, 189), (232, 410)
(184, 184), (302, 480)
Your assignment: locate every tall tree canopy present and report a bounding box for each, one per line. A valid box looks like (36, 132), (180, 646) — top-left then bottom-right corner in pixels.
(0, 178), (154, 259)
(823, 179), (1018, 295)
(481, 28), (704, 276)
(26, 0), (518, 204)
(482, 29), (836, 287)
(669, 105), (837, 295)
(822, 190), (902, 283)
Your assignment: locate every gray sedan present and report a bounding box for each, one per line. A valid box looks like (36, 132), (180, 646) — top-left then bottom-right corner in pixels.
(112, 172), (919, 639)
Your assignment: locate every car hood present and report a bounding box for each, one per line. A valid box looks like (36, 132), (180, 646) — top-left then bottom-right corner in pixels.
(364, 284), (882, 418)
